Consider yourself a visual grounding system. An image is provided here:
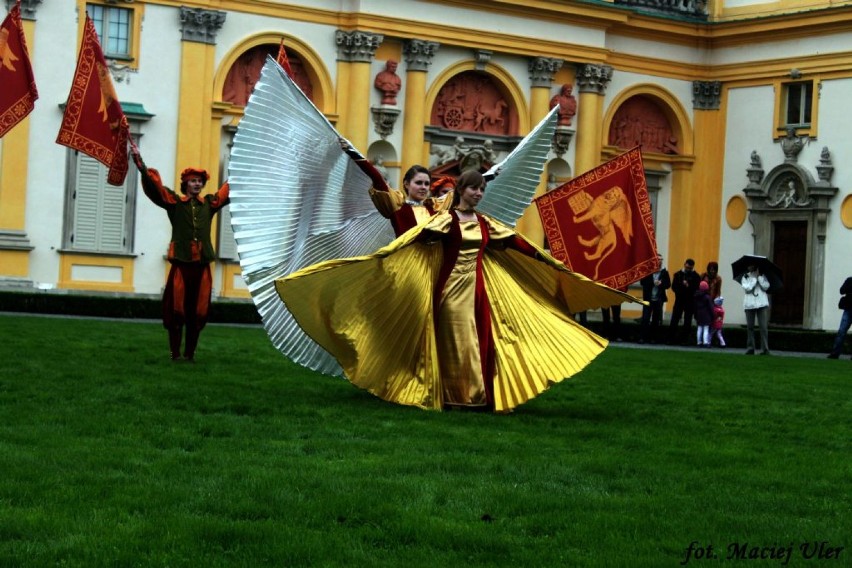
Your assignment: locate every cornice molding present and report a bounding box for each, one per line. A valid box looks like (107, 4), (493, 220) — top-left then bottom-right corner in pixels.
(154, 0), (852, 74)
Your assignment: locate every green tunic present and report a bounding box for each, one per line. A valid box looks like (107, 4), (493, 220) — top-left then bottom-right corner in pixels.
(139, 168), (230, 263)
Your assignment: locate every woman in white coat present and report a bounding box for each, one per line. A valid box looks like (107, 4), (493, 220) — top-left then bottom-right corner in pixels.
(740, 265), (771, 355)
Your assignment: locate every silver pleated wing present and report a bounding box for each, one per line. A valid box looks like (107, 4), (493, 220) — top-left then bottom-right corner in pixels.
(228, 56), (395, 375)
(479, 106), (559, 227)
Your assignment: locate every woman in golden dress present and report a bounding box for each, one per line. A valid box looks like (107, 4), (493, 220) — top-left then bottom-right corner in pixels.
(275, 170), (635, 412)
(340, 140), (451, 236)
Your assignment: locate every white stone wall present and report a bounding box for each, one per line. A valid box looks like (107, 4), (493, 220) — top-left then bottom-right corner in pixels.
(813, 76), (852, 331)
(131, 3), (185, 295)
(23, 1), (79, 290)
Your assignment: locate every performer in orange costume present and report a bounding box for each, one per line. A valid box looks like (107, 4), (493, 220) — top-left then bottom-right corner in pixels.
(132, 149), (230, 361)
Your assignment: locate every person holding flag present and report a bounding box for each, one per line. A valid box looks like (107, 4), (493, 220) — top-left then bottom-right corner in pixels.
(131, 148), (230, 361)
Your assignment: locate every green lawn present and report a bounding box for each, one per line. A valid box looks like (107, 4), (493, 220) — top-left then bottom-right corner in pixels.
(0, 314), (848, 567)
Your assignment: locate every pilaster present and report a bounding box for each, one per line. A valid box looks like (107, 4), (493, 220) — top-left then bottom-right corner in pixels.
(689, 81), (726, 267)
(574, 64), (612, 175)
(401, 39), (439, 176)
(175, 8), (225, 188)
(516, 57), (562, 243)
(336, 30), (382, 152)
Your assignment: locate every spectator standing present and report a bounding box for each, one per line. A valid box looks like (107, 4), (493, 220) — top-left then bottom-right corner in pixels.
(639, 256), (670, 344)
(827, 277), (852, 359)
(740, 264), (771, 355)
(693, 280), (713, 347)
(668, 258), (702, 344)
(701, 261), (723, 300)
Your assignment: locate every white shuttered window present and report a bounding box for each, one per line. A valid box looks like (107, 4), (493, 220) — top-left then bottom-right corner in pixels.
(65, 151), (136, 254)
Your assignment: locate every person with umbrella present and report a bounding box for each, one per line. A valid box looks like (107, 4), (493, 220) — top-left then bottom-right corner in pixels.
(740, 262), (771, 355)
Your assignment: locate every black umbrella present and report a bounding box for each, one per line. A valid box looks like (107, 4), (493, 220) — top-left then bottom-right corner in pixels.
(731, 254), (783, 293)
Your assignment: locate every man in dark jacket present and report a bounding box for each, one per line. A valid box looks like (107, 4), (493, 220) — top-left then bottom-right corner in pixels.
(639, 255), (671, 344)
(827, 277), (852, 359)
(668, 258), (702, 344)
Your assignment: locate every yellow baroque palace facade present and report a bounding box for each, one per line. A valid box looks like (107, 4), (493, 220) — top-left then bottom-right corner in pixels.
(1, 0), (851, 330)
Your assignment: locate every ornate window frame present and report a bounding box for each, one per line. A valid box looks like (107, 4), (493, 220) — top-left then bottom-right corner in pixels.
(773, 78), (819, 140)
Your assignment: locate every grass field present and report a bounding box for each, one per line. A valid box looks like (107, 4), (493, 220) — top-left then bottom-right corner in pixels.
(0, 314), (848, 567)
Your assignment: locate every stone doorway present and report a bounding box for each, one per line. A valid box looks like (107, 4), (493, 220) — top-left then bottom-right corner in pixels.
(741, 144), (838, 330)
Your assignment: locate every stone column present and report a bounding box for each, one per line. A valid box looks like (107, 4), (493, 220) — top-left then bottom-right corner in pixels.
(515, 57), (563, 243)
(574, 63), (613, 176)
(0, 0), (42, 283)
(175, 7), (226, 188)
(336, 30), (383, 153)
(401, 39), (439, 175)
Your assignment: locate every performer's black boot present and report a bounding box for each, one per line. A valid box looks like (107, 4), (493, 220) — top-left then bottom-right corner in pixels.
(169, 326), (183, 361)
(184, 327), (199, 362)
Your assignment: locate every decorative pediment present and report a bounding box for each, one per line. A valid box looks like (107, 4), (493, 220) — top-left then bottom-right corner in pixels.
(743, 148), (837, 216)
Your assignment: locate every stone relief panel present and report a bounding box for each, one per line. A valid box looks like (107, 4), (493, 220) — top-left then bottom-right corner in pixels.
(222, 44), (313, 106)
(608, 95), (677, 154)
(429, 71), (518, 136)
(767, 176), (813, 209)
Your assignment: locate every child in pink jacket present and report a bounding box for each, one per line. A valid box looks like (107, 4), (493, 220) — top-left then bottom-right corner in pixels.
(712, 296), (726, 347)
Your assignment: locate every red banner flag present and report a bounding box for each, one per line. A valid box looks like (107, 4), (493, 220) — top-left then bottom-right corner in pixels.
(276, 38), (293, 76)
(536, 147), (659, 289)
(0, 0), (38, 138)
(56, 14), (129, 186)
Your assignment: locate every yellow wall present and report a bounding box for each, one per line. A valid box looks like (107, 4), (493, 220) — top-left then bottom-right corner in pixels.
(58, 254), (135, 293)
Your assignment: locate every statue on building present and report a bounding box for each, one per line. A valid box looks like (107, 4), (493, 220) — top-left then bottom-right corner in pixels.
(750, 149), (762, 169)
(374, 60), (402, 106)
(767, 178), (812, 208)
(452, 136), (468, 162)
(662, 136), (679, 155)
(430, 144), (454, 167)
(547, 173), (560, 191)
(549, 83), (577, 127)
(482, 139), (497, 163)
(373, 154), (389, 182)
(780, 126), (807, 163)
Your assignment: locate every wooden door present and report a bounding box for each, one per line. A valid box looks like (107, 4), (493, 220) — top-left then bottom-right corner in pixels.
(771, 221), (806, 325)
